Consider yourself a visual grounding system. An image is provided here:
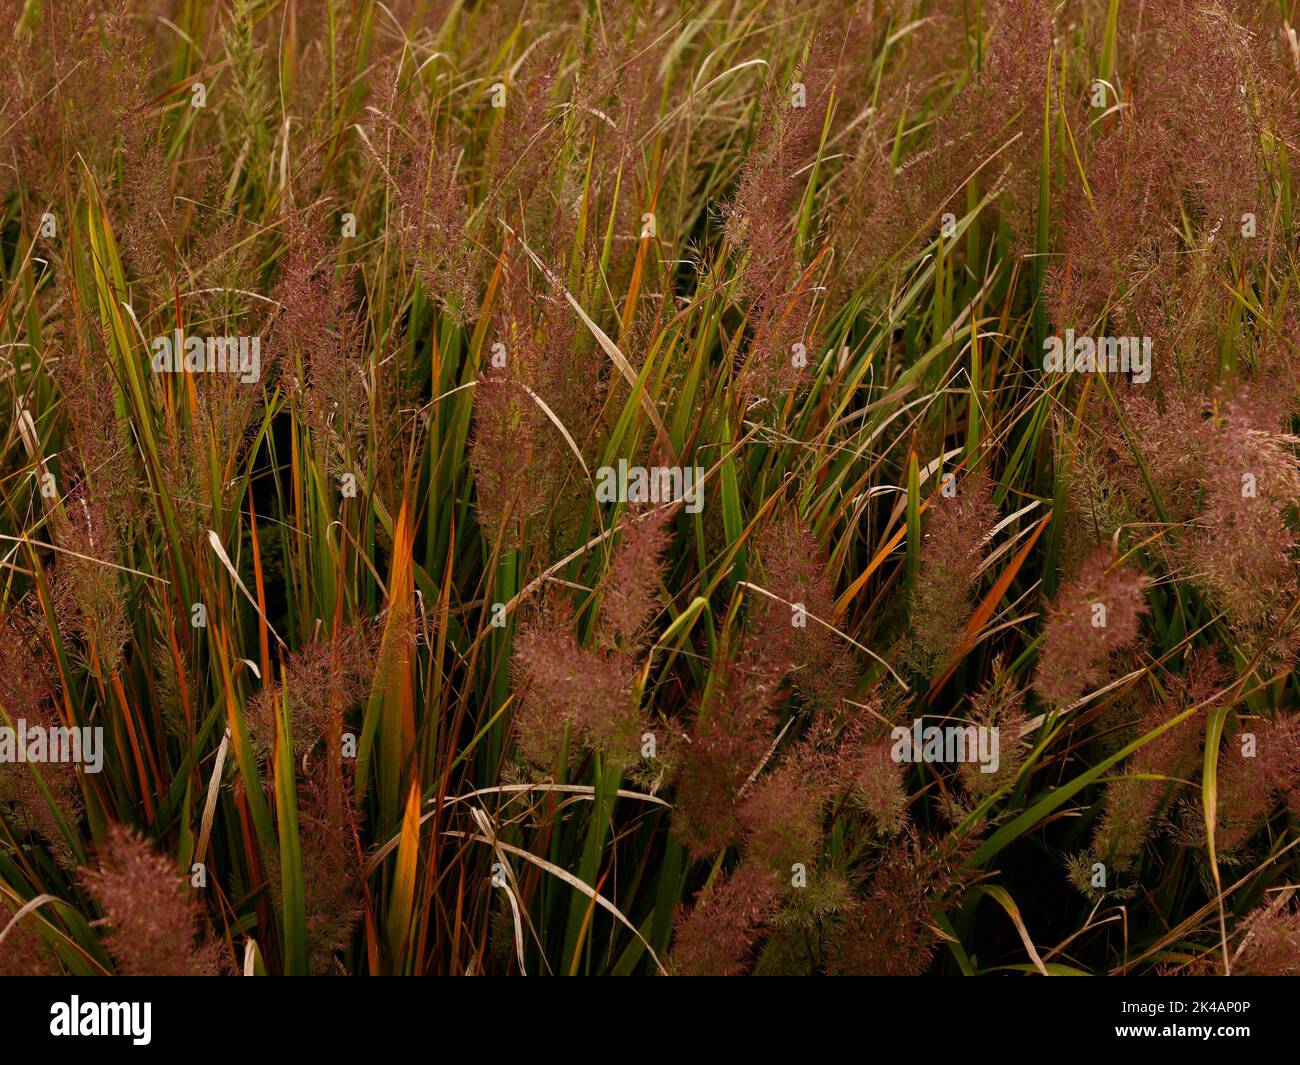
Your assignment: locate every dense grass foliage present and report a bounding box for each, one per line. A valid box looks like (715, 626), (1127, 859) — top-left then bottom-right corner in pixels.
(3, 0), (1300, 976)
